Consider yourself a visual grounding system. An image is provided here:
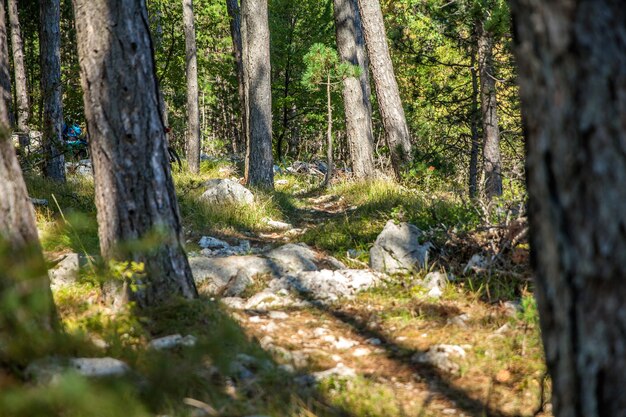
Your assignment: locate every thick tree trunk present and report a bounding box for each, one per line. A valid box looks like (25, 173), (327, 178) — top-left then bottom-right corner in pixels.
(40, 0), (65, 182)
(241, 0), (273, 189)
(183, 0), (200, 173)
(511, 1), (626, 416)
(72, 0), (198, 308)
(477, 22), (502, 199)
(356, 0), (411, 179)
(225, 0), (245, 155)
(333, 0), (375, 179)
(8, 0), (29, 149)
(468, 43), (480, 199)
(0, 3), (56, 333)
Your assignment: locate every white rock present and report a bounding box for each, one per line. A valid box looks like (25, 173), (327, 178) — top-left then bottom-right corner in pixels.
(464, 254), (488, 273)
(352, 348), (370, 357)
(201, 179), (254, 206)
(334, 337), (358, 350)
(26, 357), (130, 383)
(149, 334), (197, 350)
(268, 311), (289, 320)
(313, 327), (328, 337)
(412, 344), (467, 374)
(427, 286), (443, 298)
(366, 338), (382, 345)
(249, 316), (263, 323)
(264, 218), (293, 230)
(370, 220), (431, 274)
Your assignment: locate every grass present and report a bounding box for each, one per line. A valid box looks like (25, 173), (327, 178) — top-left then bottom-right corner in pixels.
(8, 160), (546, 417)
(302, 179), (481, 261)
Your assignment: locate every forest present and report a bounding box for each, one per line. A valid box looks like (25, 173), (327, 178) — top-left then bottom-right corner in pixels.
(0, 0), (624, 416)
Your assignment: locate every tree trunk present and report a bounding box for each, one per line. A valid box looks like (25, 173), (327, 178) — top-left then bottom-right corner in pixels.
(241, 0), (273, 189)
(468, 41), (480, 199)
(40, 0), (65, 182)
(511, 1), (626, 416)
(226, 0), (245, 155)
(356, 0), (411, 179)
(0, 2), (56, 333)
(72, 0), (198, 308)
(477, 22), (502, 199)
(333, 0), (375, 179)
(8, 0), (30, 149)
(183, 0), (200, 173)
(324, 77), (333, 187)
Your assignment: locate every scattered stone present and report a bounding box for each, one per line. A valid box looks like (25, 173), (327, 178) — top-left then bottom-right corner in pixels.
(275, 179), (289, 185)
(26, 357), (130, 383)
(347, 249), (367, 259)
(313, 327), (328, 337)
(308, 363), (357, 383)
(149, 334), (197, 350)
(268, 311), (289, 320)
(334, 337), (358, 350)
(201, 179), (254, 206)
(248, 316), (263, 323)
(370, 220), (431, 274)
(422, 271), (449, 290)
(464, 254), (489, 273)
(245, 291), (298, 310)
(30, 198), (49, 206)
(447, 314), (470, 328)
(221, 297), (246, 310)
(495, 323), (511, 334)
(264, 218), (293, 230)
(412, 344), (466, 374)
(502, 300), (522, 318)
(365, 338), (382, 346)
(261, 322), (278, 332)
(352, 348), (370, 357)
(198, 236), (230, 249)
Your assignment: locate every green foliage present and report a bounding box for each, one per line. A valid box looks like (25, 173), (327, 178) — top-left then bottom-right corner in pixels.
(301, 44), (359, 90)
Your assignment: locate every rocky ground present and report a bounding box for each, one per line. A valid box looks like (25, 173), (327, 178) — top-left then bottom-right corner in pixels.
(34, 172), (547, 417)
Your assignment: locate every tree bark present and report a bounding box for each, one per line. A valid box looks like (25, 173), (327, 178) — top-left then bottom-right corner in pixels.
(324, 76), (333, 187)
(468, 40), (480, 199)
(72, 0), (198, 308)
(333, 0), (375, 179)
(7, 0), (29, 149)
(40, 0), (65, 182)
(0, 2), (56, 333)
(226, 0), (245, 155)
(477, 22), (502, 199)
(241, 0), (273, 189)
(183, 0), (200, 173)
(356, 0), (412, 179)
(510, 1), (626, 416)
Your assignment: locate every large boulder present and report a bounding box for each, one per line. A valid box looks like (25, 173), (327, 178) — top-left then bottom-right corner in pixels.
(369, 220), (431, 274)
(201, 179), (254, 205)
(189, 255), (276, 296)
(266, 243), (319, 275)
(278, 269), (383, 301)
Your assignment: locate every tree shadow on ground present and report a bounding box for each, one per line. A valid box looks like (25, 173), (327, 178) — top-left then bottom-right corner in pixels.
(291, 291), (523, 417)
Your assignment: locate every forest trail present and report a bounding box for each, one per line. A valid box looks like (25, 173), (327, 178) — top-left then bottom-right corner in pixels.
(183, 186), (550, 417)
